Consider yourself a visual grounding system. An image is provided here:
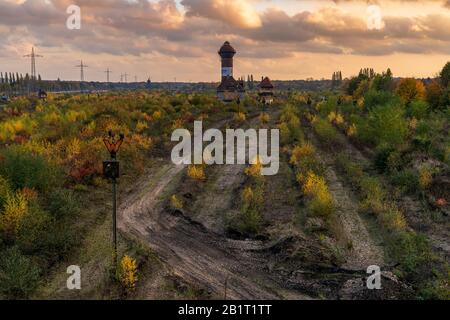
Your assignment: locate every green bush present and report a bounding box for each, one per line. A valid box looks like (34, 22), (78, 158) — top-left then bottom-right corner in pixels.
(371, 70), (394, 92)
(388, 232), (431, 275)
(419, 269), (450, 300)
(390, 169), (419, 194)
(37, 218), (80, 264)
(0, 246), (40, 299)
(374, 144), (396, 172)
(335, 153), (365, 188)
(16, 204), (52, 254)
(237, 209), (263, 235)
(287, 116), (303, 143)
(347, 74), (368, 96)
(45, 188), (80, 219)
(359, 176), (386, 215)
(364, 89), (399, 110)
(279, 105), (303, 145)
(0, 145), (61, 192)
(439, 86), (450, 108)
(408, 100), (430, 119)
(312, 118), (339, 146)
(0, 176), (12, 210)
(356, 103), (408, 148)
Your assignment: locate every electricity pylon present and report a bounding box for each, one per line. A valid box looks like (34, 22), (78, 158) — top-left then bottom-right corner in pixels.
(23, 47), (43, 80)
(75, 60), (88, 81)
(104, 68), (112, 83)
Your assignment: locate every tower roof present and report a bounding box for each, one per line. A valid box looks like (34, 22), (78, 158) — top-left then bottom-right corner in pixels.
(218, 41), (236, 55)
(260, 76), (274, 89)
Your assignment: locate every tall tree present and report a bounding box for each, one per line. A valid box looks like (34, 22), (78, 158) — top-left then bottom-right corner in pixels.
(440, 62), (450, 88)
(396, 78), (426, 105)
(426, 80), (443, 109)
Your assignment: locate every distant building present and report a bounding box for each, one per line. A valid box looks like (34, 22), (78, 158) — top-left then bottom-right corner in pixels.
(217, 41), (245, 102)
(258, 76), (274, 104)
(38, 89), (47, 100)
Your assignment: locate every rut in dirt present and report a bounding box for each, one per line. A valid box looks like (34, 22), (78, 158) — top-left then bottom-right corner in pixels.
(300, 125), (385, 271)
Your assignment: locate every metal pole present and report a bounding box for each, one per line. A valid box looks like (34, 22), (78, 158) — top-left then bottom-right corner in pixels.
(112, 176), (117, 268)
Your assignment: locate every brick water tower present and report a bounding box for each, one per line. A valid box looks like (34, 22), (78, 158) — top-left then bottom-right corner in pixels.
(217, 41), (245, 102)
(218, 41), (236, 80)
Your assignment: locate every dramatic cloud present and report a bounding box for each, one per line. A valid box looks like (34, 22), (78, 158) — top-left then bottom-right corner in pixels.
(0, 0), (449, 80)
(182, 0), (262, 28)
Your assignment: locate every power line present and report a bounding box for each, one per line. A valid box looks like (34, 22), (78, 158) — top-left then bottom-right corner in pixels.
(75, 60), (88, 81)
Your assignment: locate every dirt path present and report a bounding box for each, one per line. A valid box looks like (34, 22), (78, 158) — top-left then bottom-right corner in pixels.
(306, 131), (385, 270)
(118, 113), (311, 300)
(118, 160), (314, 299)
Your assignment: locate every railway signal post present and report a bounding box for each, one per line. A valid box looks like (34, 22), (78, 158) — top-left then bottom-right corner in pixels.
(103, 131), (125, 270)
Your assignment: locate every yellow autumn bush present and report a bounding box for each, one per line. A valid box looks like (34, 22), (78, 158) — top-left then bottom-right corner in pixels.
(119, 255), (138, 291)
(290, 142), (315, 165)
(187, 165), (205, 180)
(66, 138), (82, 159)
(43, 111), (61, 125)
(328, 111), (337, 123)
(152, 110), (162, 120)
(346, 123), (357, 137)
(135, 121), (148, 133)
(418, 166), (433, 190)
(302, 172), (334, 217)
(234, 112), (246, 123)
(335, 113), (344, 125)
(170, 195), (183, 210)
(259, 113), (270, 124)
(0, 192), (28, 240)
(245, 156), (262, 177)
(380, 205), (407, 231)
(409, 117), (418, 130)
(328, 111), (344, 125)
(66, 110), (87, 123)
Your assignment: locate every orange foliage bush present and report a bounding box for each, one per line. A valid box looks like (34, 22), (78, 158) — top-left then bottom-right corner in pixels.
(396, 78), (426, 104)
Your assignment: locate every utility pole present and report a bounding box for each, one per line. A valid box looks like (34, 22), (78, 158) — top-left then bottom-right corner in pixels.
(75, 60), (88, 82)
(123, 73), (128, 83)
(104, 68), (112, 83)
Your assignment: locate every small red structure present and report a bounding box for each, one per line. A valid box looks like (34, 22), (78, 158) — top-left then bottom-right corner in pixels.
(259, 76), (274, 104)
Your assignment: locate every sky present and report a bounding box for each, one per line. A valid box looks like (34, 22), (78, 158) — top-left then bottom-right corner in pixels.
(1, 0), (450, 82)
